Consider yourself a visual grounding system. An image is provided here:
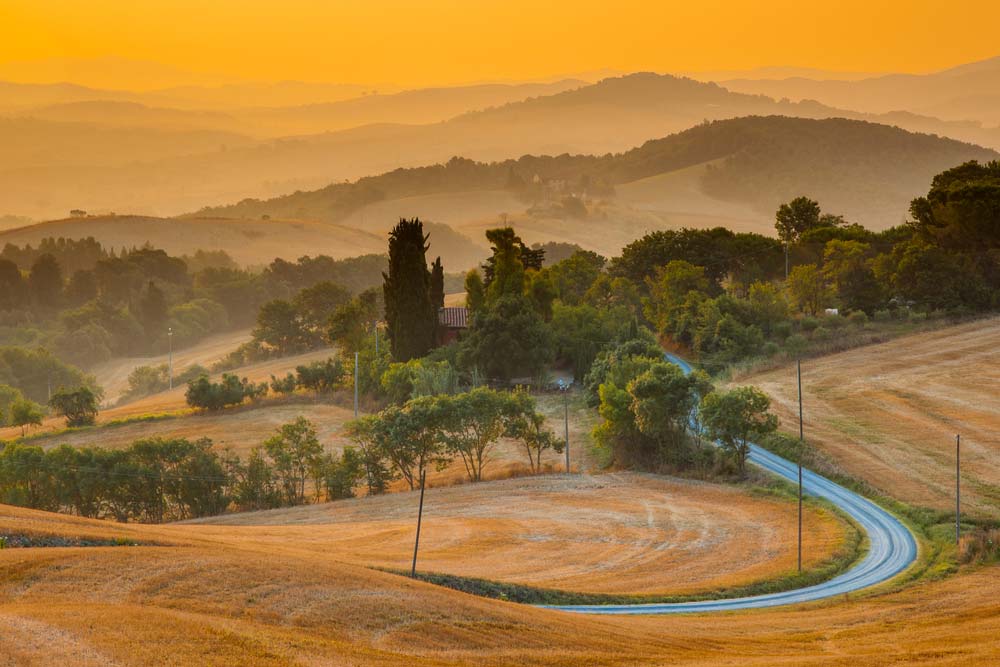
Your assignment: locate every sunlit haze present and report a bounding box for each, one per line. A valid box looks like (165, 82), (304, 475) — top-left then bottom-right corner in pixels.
(3, 0), (1000, 87)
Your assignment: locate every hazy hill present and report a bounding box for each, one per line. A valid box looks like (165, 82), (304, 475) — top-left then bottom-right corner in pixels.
(723, 55), (1000, 126)
(0, 216), (383, 267)
(233, 80), (586, 136)
(4, 72), (1000, 221)
(198, 115), (998, 230)
(0, 215), (487, 270)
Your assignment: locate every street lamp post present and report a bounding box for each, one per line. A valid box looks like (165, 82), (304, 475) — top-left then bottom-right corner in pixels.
(168, 327), (174, 390)
(558, 380), (570, 473)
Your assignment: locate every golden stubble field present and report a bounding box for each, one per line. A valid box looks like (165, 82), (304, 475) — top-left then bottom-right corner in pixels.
(739, 316), (1000, 519)
(0, 346), (340, 442)
(186, 472), (847, 596)
(0, 501), (998, 666)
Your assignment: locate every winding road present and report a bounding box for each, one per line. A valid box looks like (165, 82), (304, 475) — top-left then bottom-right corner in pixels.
(543, 353), (918, 614)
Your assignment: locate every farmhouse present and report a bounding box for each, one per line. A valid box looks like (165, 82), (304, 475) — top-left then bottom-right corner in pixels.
(438, 306), (468, 344)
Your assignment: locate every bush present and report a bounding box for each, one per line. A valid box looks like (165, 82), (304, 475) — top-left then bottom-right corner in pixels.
(848, 310), (869, 327)
(799, 316), (819, 332)
(811, 325), (831, 341)
(295, 358), (345, 393)
(772, 320), (793, 341)
(784, 333), (809, 357)
(48, 386), (101, 427)
(269, 373), (297, 395)
(761, 341), (780, 357)
(910, 311), (928, 323)
(821, 314), (846, 329)
(873, 309), (893, 322)
(185, 373), (265, 411)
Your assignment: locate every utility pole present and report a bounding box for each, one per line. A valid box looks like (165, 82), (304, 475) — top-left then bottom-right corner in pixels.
(956, 434), (961, 544)
(564, 387), (570, 473)
(411, 469), (427, 577)
(797, 359), (804, 573)
(167, 327), (174, 390)
(354, 352), (359, 418)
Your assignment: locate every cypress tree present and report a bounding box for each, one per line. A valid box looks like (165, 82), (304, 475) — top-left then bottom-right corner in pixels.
(383, 218), (437, 361)
(430, 257), (445, 311)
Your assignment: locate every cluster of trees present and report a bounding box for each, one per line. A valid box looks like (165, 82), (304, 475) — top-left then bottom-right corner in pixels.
(584, 326), (777, 474)
(347, 387), (561, 490)
(0, 236), (389, 376)
(120, 363), (209, 403)
(183, 359), (346, 411)
(0, 418), (363, 522)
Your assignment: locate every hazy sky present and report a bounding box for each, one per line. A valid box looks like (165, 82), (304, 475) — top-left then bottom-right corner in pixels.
(3, 0), (999, 88)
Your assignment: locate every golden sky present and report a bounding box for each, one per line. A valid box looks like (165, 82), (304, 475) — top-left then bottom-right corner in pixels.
(2, 0), (999, 88)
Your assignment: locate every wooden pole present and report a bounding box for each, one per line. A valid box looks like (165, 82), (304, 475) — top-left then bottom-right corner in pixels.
(797, 359), (804, 573)
(956, 434), (961, 545)
(411, 469), (427, 577)
(564, 389), (570, 473)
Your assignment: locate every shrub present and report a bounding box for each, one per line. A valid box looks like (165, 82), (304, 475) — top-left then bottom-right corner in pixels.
(761, 341), (780, 357)
(848, 310), (869, 327)
(49, 386), (101, 427)
(269, 373), (297, 395)
(772, 320), (793, 341)
(295, 358), (345, 393)
(784, 334), (809, 357)
(873, 309), (893, 322)
(811, 326), (831, 341)
(799, 316), (819, 332)
(821, 314), (845, 329)
(185, 373), (265, 410)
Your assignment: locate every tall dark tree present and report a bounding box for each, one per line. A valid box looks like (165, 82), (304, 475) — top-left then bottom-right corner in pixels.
(383, 218), (437, 361)
(429, 256), (445, 311)
(0, 259), (26, 311)
(28, 253), (62, 308)
(138, 281), (168, 339)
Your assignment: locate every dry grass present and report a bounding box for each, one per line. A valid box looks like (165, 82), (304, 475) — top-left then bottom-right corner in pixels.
(89, 328), (254, 404)
(185, 473), (848, 596)
(1, 347), (340, 442)
(0, 499), (998, 665)
(739, 316), (1000, 520)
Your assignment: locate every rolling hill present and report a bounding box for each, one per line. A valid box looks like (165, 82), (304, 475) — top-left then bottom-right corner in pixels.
(197, 115), (999, 232)
(723, 54), (1000, 126)
(5, 72), (1000, 221)
(0, 215), (486, 270)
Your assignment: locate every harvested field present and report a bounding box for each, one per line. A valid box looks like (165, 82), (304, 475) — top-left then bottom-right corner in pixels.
(0, 501), (997, 666)
(1, 347), (340, 441)
(186, 472), (850, 596)
(740, 316), (1000, 519)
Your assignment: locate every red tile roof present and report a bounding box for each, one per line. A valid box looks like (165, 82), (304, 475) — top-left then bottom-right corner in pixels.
(438, 307), (468, 328)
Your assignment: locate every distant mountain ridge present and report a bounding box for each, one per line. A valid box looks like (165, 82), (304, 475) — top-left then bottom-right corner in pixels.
(3, 71), (1000, 221)
(195, 115), (998, 230)
(722, 55), (1000, 126)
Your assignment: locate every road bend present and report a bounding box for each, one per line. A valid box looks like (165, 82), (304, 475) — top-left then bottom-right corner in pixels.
(542, 353), (918, 615)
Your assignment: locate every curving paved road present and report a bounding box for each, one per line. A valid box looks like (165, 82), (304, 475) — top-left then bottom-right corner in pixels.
(542, 353), (918, 615)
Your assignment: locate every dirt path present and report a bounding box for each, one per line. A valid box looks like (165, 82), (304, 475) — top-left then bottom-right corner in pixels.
(89, 328), (254, 404)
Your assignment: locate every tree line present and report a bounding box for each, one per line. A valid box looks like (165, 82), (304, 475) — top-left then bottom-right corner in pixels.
(0, 384), (559, 523)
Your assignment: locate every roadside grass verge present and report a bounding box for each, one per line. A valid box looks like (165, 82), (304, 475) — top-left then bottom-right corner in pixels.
(753, 431), (1000, 586)
(380, 493), (865, 606)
